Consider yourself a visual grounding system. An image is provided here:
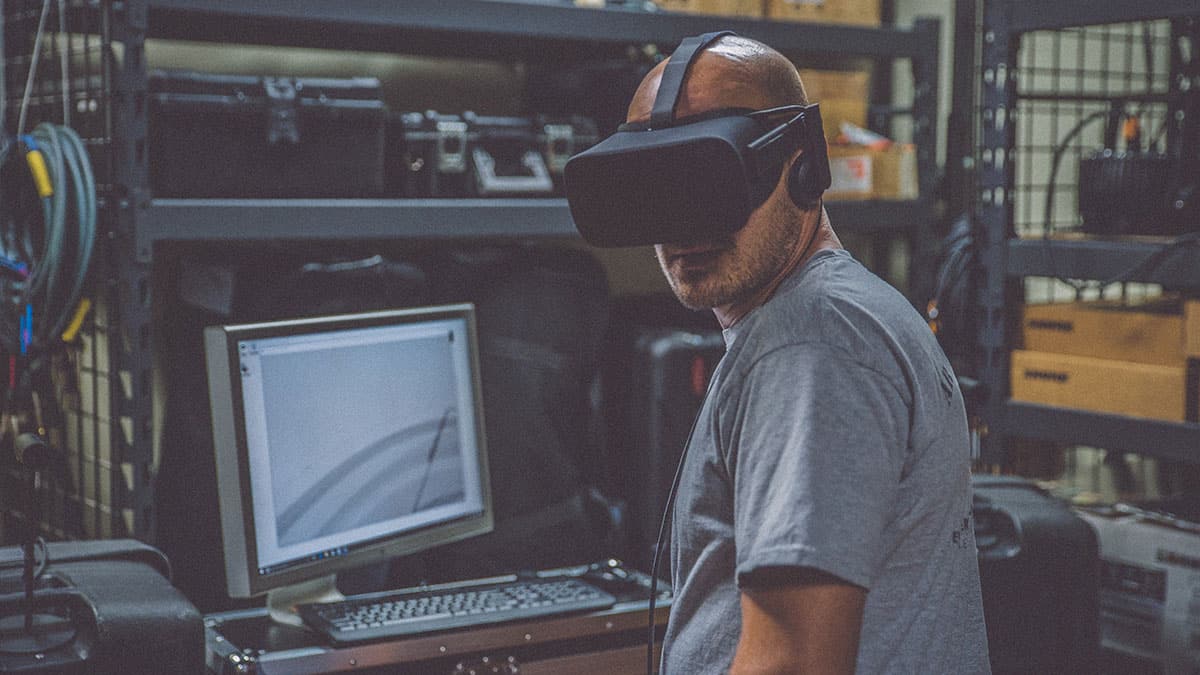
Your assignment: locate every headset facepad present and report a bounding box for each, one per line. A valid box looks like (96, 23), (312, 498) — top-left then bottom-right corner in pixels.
(563, 31), (831, 248)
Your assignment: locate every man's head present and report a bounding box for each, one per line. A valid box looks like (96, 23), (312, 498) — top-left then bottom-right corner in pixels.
(627, 36), (824, 313)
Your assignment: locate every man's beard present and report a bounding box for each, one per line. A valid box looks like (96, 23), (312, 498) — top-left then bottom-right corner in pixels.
(657, 215), (804, 311)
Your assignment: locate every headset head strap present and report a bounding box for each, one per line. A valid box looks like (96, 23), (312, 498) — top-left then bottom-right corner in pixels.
(649, 31), (737, 130)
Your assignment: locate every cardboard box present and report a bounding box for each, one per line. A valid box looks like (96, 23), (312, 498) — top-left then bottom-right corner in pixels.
(653, 0), (762, 17)
(1075, 506), (1200, 673)
(797, 68), (870, 102)
(1010, 350), (1186, 422)
(825, 144), (917, 201)
(796, 69), (870, 142)
(1186, 300), (1200, 358)
(1021, 300), (1187, 367)
(766, 0), (881, 26)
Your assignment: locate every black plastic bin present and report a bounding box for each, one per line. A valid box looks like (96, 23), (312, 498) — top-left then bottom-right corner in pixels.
(148, 70), (387, 198)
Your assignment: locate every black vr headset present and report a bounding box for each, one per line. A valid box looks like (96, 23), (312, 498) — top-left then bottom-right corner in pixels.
(564, 31), (832, 248)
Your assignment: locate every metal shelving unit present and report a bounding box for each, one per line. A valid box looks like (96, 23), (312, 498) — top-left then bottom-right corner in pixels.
(145, 0), (934, 59)
(6, 1), (941, 541)
(976, 1), (1200, 465)
(137, 198), (933, 260)
(1004, 402), (1200, 463)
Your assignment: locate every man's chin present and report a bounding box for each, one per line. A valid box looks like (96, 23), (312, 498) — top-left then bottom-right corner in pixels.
(668, 281), (733, 311)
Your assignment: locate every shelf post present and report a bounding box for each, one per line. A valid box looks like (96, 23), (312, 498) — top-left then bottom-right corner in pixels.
(975, 0), (1019, 466)
(109, 0), (155, 541)
(908, 17), (941, 306)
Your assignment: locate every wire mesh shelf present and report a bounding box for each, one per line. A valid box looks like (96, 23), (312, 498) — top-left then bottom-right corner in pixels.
(1, 0), (124, 543)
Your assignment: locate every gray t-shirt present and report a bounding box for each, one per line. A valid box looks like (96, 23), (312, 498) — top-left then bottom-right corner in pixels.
(662, 249), (990, 674)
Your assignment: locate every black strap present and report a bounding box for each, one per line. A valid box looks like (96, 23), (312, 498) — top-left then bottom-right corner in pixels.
(649, 31), (736, 130)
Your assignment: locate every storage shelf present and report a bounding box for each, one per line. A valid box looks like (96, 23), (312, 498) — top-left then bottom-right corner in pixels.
(138, 198), (931, 257)
(1007, 237), (1200, 289)
(144, 0), (930, 60)
(1001, 402), (1200, 464)
(1005, 0), (1200, 32)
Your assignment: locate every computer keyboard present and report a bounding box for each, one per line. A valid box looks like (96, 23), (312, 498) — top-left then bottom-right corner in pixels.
(297, 577), (617, 644)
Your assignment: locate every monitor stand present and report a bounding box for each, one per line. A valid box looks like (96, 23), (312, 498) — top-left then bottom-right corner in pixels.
(266, 575), (345, 627)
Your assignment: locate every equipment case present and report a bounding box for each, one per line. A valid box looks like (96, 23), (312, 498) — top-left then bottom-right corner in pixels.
(204, 561), (668, 675)
(148, 70), (387, 198)
(397, 111), (596, 198)
(972, 475), (1101, 675)
(0, 539), (204, 674)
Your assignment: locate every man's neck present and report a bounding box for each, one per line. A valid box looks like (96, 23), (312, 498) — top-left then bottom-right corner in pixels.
(713, 206), (840, 330)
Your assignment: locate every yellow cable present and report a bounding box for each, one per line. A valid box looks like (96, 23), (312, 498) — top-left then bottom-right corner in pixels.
(61, 297), (92, 343)
(24, 149), (53, 198)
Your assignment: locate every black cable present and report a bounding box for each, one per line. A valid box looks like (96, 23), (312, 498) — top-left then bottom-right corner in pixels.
(926, 214), (977, 362)
(0, 124), (97, 367)
(1042, 110), (1108, 294)
(645, 407), (695, 675)
(644, 201), (825, 675)
(1096, 231), (1200, 288)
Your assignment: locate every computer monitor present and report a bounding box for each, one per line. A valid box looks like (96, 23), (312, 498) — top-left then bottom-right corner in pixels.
(203, 304), (492, 623)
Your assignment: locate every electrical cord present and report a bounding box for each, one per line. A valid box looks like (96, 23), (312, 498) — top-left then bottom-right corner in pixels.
(1041, 110), (1108, 294)
(28, 122), (97, 343)
(1, 124), (96, 353)
(926, 214), (976, 357)
(16, 0), (52, 138)
(643, 203), (826, 675)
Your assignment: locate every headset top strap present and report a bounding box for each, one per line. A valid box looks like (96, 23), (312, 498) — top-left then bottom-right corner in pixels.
(649, 31), (736, 130)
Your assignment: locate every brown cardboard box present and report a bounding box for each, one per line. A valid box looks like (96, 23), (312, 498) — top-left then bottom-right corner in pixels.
(813, 98), (869, 143)
(797, 68), (871, 102)
(766, 0), (881, 26)
(653, 0), (762, 17)
(825, 144), (917, 200)
(1010, 350), (1186, 422)
(1021, 300), (1187, 367)
(797, 69), (870, 141)
(1186, 300), (1200, 358)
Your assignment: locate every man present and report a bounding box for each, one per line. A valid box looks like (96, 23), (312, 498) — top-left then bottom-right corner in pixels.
(628, 37), (991, 673)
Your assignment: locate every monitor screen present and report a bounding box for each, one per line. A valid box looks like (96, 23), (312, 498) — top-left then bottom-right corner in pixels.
(204, 304), (492, 601)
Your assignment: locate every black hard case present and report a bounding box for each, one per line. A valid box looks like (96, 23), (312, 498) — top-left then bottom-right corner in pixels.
(972, 475), (1101, 675)
(396, 111), (596, 198)
(603, 327), (725, 570)
(0, 539), (203, 674)
(148, 70), (387, 198)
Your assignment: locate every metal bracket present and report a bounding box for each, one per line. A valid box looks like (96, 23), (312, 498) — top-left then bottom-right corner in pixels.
(542, 123), (575, 174)
(263, 77), (300, 145)
(435, 120), (470, 173)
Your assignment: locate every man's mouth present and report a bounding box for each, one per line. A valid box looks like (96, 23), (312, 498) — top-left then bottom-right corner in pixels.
(665, 244), (729, 269)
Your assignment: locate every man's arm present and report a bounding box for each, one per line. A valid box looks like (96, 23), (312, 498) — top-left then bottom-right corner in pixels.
(731, 568), (866, 675)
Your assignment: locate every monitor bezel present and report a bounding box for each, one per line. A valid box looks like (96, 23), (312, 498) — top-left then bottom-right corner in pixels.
(204, 303), (493, 599)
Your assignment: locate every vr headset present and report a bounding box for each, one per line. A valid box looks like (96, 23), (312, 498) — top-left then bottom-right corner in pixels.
(564, 31), (832, 248)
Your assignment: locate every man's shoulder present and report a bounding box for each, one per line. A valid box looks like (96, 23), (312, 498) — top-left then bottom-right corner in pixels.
(743, 251), (920, 354)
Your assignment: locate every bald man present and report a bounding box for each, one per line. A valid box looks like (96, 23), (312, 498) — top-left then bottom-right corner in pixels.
(631, 37), (991, 673)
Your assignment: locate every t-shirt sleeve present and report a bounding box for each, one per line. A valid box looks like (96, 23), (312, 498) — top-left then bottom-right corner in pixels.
(727, 343), (909, 591)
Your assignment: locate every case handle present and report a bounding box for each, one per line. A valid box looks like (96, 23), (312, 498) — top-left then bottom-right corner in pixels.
(472, 147), (553, 196)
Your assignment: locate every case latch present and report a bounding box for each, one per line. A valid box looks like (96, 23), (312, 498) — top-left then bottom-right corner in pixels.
(263, 77), (300, 145)
(435, 120), (470, 174)
(542, 123), (575, 174)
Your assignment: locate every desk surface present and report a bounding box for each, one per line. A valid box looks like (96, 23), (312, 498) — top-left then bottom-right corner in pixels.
(205, 562), (670, 674)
